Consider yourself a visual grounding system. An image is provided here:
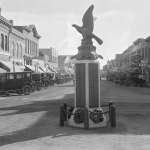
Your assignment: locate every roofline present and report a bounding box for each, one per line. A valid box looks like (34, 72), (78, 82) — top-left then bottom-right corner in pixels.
(0, 15), (12, 27)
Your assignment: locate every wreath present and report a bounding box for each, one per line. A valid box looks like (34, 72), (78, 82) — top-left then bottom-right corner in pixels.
(89, 109), (104, 123)
(73, 108), (84, 124)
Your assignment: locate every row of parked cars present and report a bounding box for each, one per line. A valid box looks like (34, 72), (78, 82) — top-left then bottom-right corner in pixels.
(106, 71), (147, 87)
(0, 71), (73, 96)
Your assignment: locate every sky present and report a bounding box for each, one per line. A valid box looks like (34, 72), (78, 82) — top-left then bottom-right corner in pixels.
(1, 0), (150, 66)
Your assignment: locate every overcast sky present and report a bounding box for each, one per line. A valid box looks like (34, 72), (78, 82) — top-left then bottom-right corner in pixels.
(1, 0), (150, 66)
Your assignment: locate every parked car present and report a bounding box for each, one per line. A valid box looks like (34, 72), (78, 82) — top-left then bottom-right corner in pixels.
(0, 71), (33, 95)
(31, 73), (42, 91)
(47, 73), (55, 86)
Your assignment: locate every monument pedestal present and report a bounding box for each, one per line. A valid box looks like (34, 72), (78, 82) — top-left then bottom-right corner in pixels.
(67, 60), (107, 128)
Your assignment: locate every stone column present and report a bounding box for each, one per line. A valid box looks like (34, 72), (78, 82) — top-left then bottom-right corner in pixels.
(68, 59), (107, 128)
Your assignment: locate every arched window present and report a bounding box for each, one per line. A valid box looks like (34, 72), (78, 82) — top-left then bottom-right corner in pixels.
(1, 34), (4, 50)
(20, 44), (22, 58)
(5, 35), (8, 51)
(17, 43), (19, 58)
(12, 41), (15, 57)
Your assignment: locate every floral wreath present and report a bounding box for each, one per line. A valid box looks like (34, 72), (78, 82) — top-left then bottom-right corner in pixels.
(73, 108), (84, 124)
(89, 109), (104, 123)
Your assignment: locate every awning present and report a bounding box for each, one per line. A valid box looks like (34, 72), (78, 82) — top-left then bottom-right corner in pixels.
(47, 66), (55, 73)
(38, 67), (45, 73)
(38, 66), (46, 72)
(0, 68), (7, 73)
(0, 61), (13, 72)
(46, 67), (53, 73)
(25, 65), (35, 72)
(15, 65), (25, 72)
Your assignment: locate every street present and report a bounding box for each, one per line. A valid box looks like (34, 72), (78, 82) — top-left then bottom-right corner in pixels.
(0, 81), (150, 149)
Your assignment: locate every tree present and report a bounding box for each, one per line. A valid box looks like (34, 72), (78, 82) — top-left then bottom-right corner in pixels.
(129, 54), (142, 77)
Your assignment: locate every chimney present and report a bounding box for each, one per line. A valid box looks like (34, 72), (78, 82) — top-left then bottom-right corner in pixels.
(0, 8), (1, 15)
(9, 20), (14, 25)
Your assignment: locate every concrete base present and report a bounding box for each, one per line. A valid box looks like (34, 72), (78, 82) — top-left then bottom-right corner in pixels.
(67, 107), (107, 128)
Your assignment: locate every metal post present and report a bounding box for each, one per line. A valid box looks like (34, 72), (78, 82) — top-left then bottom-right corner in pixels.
(84, 108), (89, 129)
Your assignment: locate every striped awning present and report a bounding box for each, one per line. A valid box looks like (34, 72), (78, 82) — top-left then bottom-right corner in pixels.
(0, 61), (13, 72)
(25, 65), (35, 72)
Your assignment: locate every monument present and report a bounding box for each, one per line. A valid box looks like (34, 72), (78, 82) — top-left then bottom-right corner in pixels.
(72, 4), (103, 60)
(60, 5), (116, 129)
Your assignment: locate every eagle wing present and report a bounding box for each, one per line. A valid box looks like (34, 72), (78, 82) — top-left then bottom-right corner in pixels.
(82, 4), (94, 33)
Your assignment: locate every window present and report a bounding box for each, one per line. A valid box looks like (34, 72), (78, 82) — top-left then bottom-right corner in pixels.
(0, 74), (6, 81)
(142, 48), (144, 58)
(28, 40), (30, 54)
(25, 39), (27, 53)
(17, 43), (19, 58)
(27, 73), (30, 77)
(1, 34), (4, 50)
(12, 42), (15, 57)
(35, 44), (37, 56)
(9, 74), (14, 80)
(30, 41), (32, 54)
(5, 36), (8, 51)
(20, 44), (22, 58)
(16, 74), (22, 79)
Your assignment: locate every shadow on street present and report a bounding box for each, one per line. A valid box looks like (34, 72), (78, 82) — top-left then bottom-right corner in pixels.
(0, 84), (150, 146)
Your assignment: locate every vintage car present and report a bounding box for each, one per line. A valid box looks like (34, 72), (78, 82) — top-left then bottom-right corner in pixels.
(55, 74), (64, 84)
(47, 73), (55, 86)
(41, 73), (51, 88)
(31, 73), (43, 91)
(0, 71), (33, 95)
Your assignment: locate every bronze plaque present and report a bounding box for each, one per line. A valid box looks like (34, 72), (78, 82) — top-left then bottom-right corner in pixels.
(75, 63), (86, 107)
(89, 63), (99, 107)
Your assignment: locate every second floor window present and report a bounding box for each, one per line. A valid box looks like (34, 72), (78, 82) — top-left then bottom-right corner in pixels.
(20, 44), (22, 58)
(1, 34), (4, 50)
(5, 36), (8, 51)
(17, 43), (19, 58)
(12, 42), (15, 57)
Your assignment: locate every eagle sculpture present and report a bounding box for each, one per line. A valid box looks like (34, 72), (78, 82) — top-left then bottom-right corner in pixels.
(72, 4), (103, 45)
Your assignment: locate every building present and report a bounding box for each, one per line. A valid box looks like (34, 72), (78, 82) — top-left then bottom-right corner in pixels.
(0, 9), (41, 72)
(103, 37), (150, 83)
(58, 55), (74, 74)
(39, 47), (58, 72)
(9, 21), (25, 72)
(0, 10), (12, 72)
(14, 25), (41, 66)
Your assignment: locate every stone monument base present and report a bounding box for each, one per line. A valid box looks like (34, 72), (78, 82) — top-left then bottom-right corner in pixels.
(67, 107), (107, 129)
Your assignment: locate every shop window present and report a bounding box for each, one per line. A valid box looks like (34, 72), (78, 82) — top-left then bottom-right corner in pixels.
(1, 34), (4, 50)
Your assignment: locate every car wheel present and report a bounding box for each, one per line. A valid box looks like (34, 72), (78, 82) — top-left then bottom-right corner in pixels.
(45, 81), (49, 88)
(36, 84), (41, 91)
(23, 85), (31, 95)
(17, 90), (23, 95)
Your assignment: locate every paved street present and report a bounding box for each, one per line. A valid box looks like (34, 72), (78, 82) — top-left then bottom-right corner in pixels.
(0, 81), (150, 149)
